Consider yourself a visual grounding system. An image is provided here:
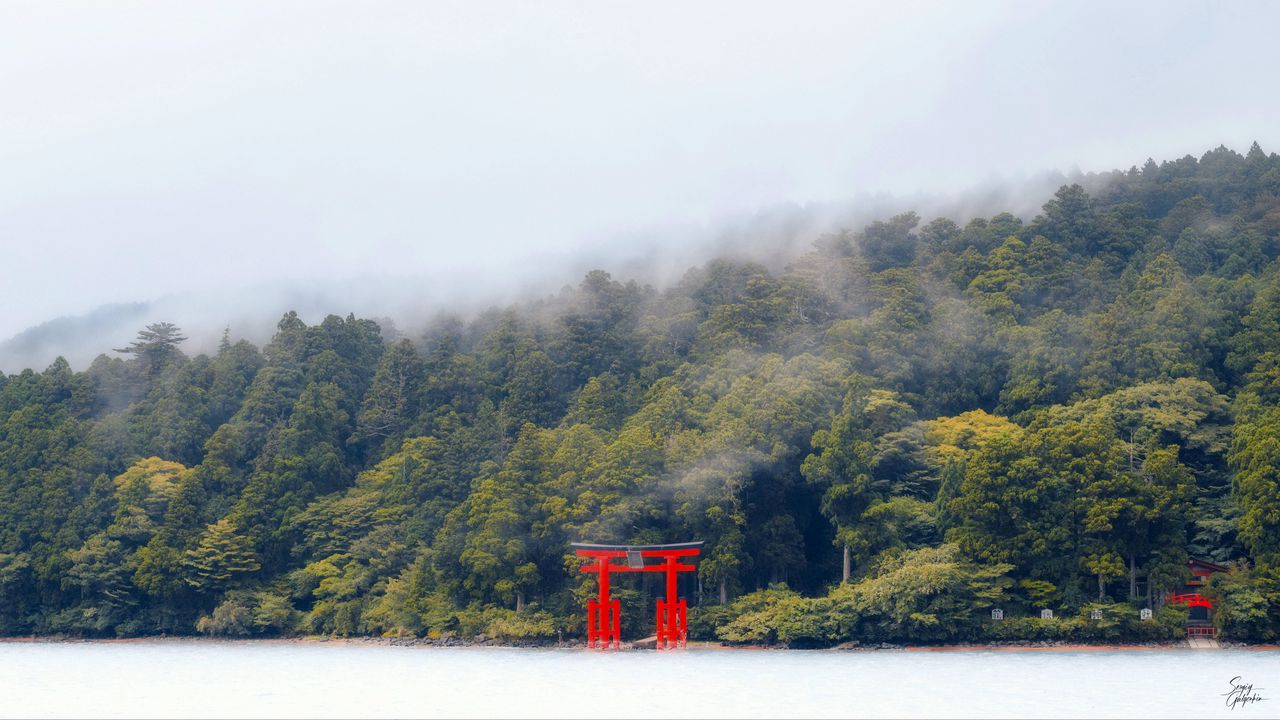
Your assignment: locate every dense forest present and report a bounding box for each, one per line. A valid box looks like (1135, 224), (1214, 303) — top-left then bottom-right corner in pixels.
(6, 144), (1280, 645)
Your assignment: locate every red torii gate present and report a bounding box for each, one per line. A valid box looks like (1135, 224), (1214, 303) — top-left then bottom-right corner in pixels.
(572, 541), (702, 649)
(1169, 593), (1214, 609)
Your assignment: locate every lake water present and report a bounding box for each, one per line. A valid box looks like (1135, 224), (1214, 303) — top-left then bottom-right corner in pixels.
(2, 640), (1277, 718)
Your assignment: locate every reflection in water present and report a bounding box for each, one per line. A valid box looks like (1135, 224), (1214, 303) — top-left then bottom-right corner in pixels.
(2, 641), (1277, 719)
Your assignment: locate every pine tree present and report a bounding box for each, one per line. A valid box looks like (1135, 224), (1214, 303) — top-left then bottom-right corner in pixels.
(115, 322), (188, 375)
(182, 519), (260, 593)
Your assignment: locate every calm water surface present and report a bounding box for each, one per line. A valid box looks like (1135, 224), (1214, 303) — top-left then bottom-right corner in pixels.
(2, 640), (1278, 718)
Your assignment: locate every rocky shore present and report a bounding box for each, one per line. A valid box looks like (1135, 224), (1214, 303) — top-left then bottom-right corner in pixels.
(0, 634), (1255, 651)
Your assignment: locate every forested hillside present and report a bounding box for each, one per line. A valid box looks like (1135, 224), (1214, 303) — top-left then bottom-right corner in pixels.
(6, 144), (1280, 644)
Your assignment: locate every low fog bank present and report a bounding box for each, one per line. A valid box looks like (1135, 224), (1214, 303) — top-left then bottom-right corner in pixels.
(6, 3), (1279, 373)
(1, 267), (548, 373)
(1, 164), (1098, 374)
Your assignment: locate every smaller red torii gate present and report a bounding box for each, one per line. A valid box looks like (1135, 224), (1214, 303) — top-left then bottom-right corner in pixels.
(1169, 593), (1214, 610)
(572, 541), (702, 649)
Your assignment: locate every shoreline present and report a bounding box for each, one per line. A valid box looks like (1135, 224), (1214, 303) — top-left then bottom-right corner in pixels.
(0, 635), (1270, 651)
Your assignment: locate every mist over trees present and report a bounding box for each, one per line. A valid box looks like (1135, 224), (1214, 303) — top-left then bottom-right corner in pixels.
(4, 144), (1280, 643)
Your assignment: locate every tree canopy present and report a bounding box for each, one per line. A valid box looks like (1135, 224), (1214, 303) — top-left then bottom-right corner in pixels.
(4, 144), (1280, 642)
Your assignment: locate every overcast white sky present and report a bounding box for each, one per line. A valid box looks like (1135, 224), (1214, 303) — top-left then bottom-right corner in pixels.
(2, 0), (1279, 341)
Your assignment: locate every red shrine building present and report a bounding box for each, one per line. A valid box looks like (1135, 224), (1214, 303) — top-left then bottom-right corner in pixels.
(1186, 557), (1230, 589)
(1169, 557), (1229, 638)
